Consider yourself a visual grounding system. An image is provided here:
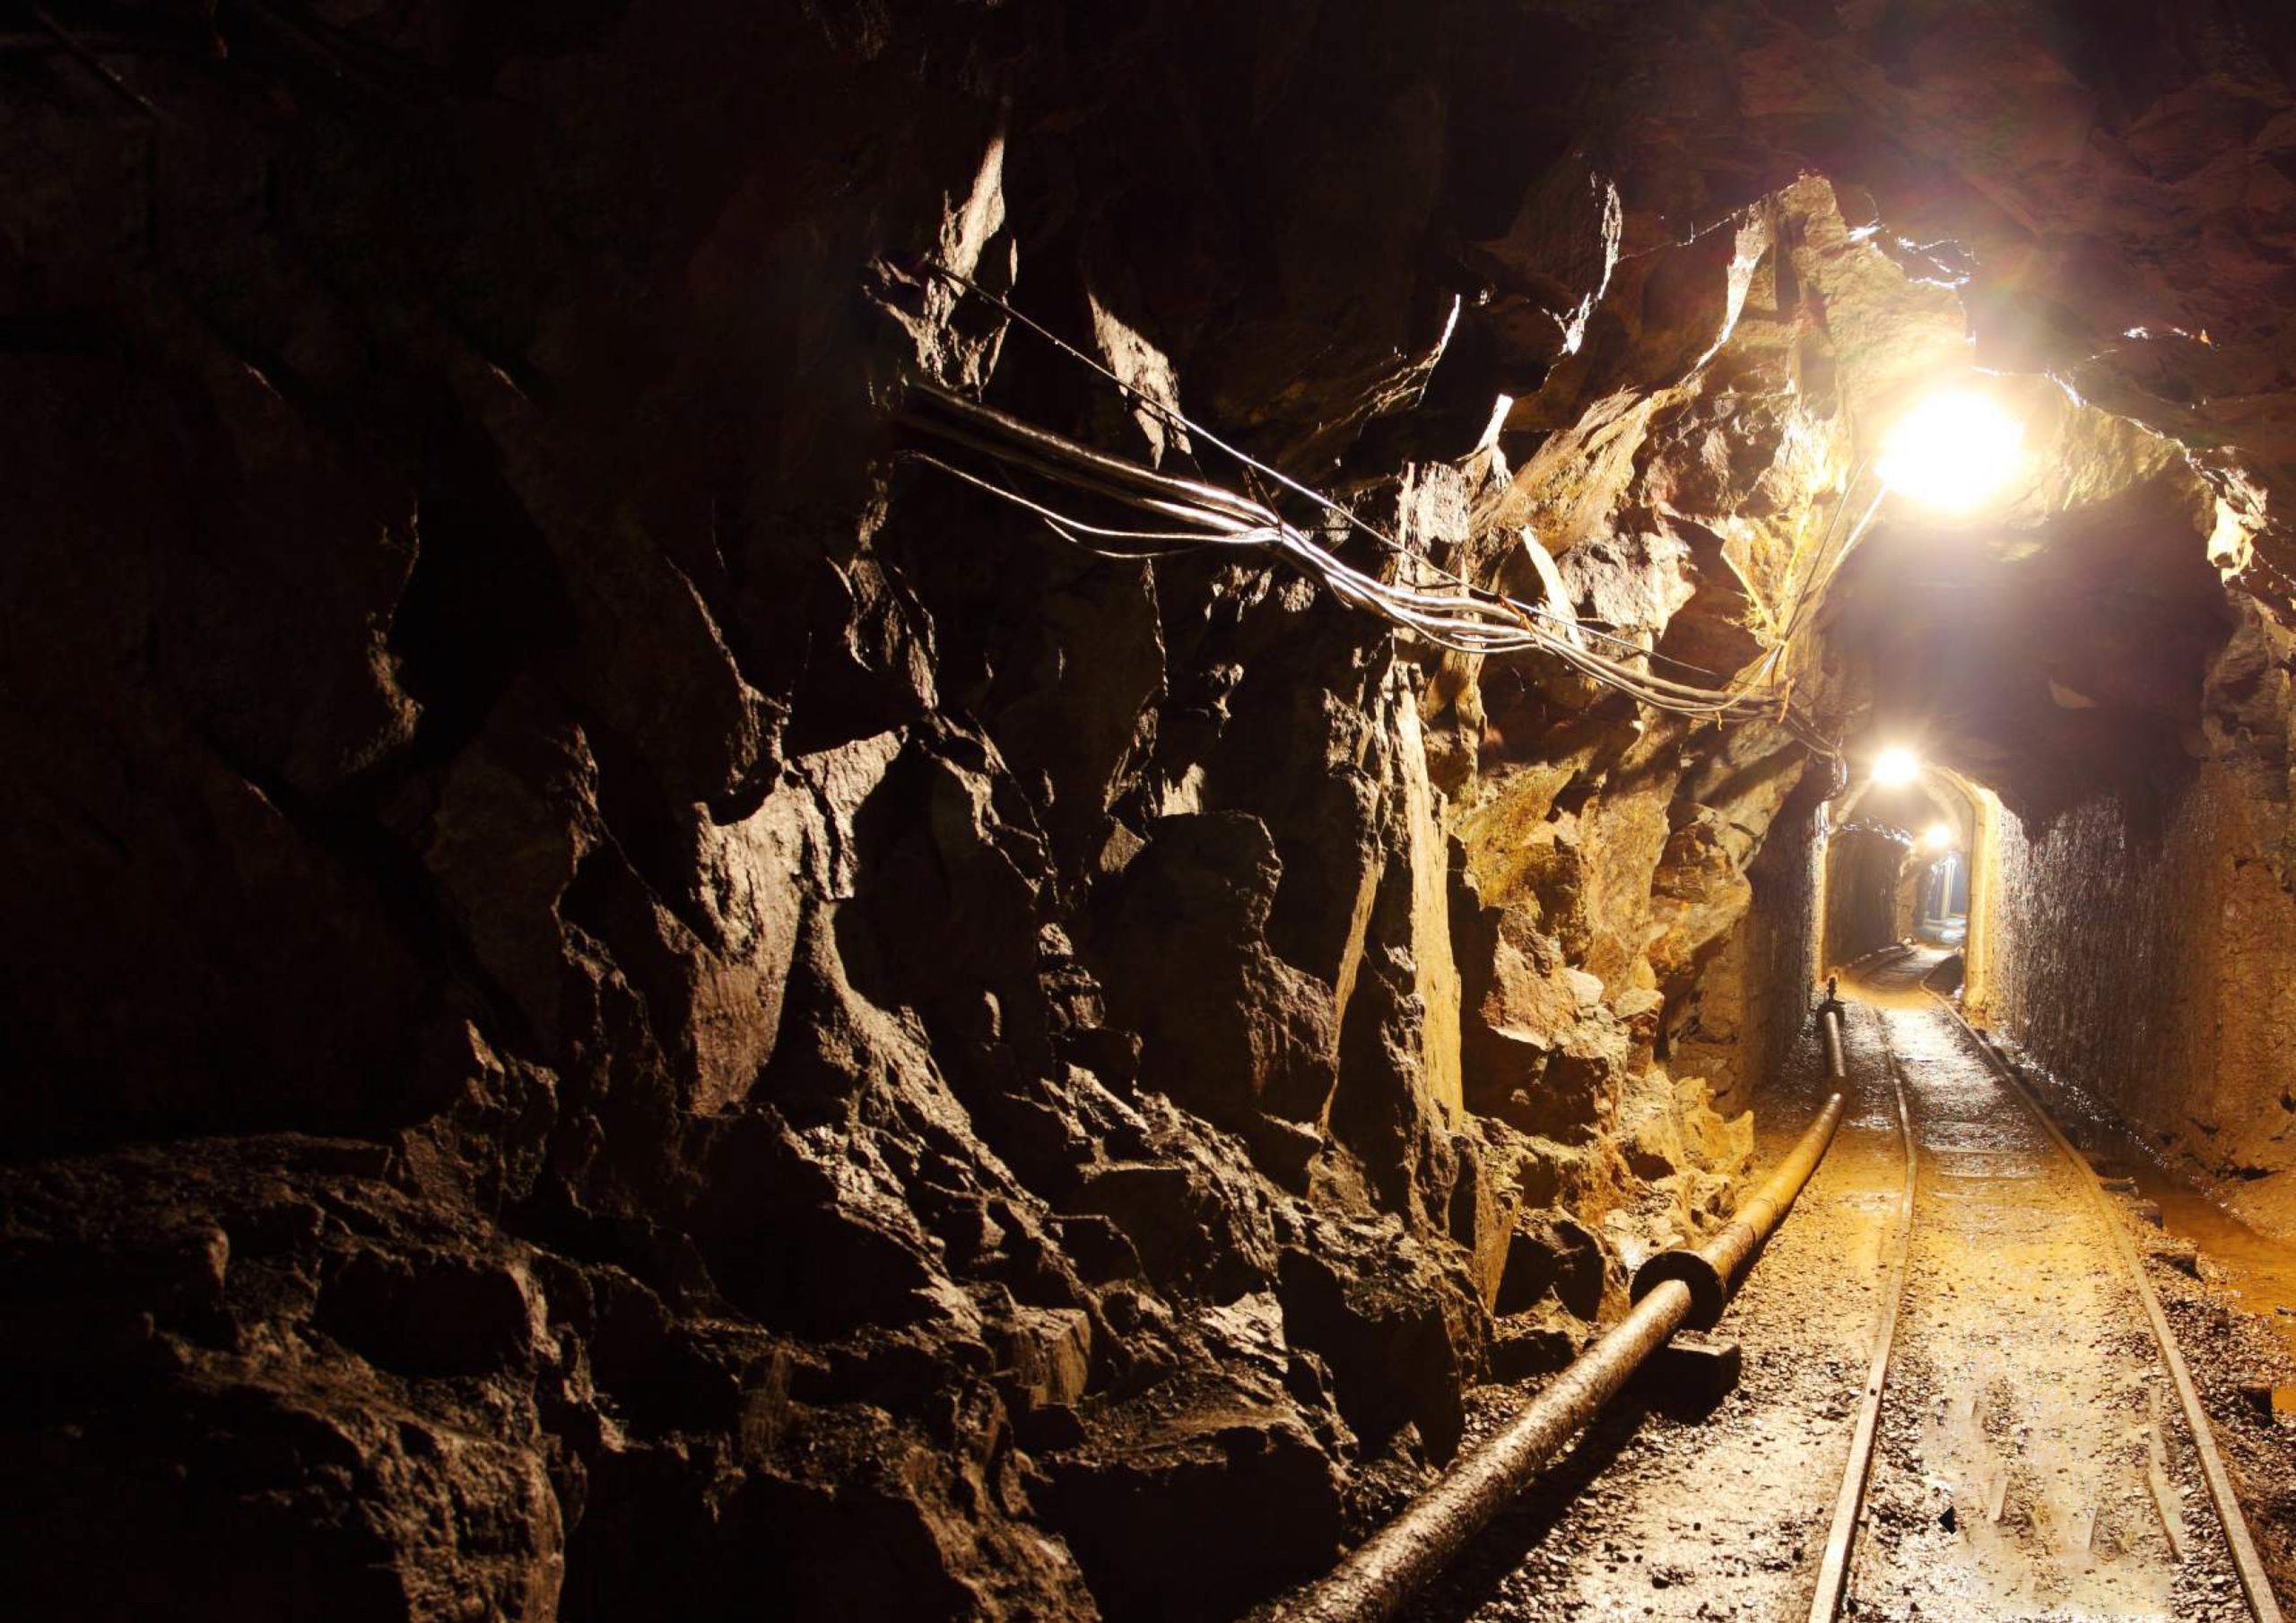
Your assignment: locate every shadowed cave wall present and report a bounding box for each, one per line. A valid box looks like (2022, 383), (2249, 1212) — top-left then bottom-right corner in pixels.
(7, 4), (2296, 1619)
(1982, 642), (2296, 1238)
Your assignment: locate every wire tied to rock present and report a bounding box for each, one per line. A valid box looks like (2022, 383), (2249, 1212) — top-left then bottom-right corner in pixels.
(899, 264), (1845, 760)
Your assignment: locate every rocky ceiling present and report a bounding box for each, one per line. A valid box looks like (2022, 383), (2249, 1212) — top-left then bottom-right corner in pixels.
(916, 0), (2296, 819)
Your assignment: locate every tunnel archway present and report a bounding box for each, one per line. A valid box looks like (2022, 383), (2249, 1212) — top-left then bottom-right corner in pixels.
(1821, 822), (1910, 967)
(1820, 760), (1984, 974)
(1912, 846), (1966, 946)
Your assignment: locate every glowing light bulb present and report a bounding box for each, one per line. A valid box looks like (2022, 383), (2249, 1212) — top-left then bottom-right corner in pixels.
(1876, 389), (2024, 512)
(1922, 821), (1955, 851)
(1872, 747), (1919, 787)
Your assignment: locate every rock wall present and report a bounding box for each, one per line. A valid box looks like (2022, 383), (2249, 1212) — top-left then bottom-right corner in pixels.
(0, 6), (1821, 1618)
(1822, 828), (1909, 969)
(10, 3), (2296, 1619)
(1986, 608), (2296, 1240)
(1672, 771), (1828, 1115)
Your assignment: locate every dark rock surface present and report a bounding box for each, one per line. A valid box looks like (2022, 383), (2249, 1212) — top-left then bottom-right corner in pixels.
(5, 3), (2296, 1619)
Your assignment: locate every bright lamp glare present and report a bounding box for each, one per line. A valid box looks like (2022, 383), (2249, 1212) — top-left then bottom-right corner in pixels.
(1872, 747), (1919, 788)
(1876, 390), (2024, 511)
(1923, 821), (1955, 851)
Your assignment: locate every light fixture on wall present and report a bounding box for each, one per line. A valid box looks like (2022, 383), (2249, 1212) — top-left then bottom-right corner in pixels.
(1876, 388), (2025, 512)
(1921, 821), (1956, 851)
(1871, 746), (1920, 787)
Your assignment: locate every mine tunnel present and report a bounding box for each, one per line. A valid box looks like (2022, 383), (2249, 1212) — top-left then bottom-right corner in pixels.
(10, 4), (2296, 1622)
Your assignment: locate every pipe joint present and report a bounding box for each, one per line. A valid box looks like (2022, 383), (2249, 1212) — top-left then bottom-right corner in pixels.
(1259, 1090), (1846, 1623)
(1629, 1248), (1728, 1332)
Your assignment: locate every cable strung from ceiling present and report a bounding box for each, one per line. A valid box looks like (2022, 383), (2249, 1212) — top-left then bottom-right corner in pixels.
(899, 265), (1847, 767)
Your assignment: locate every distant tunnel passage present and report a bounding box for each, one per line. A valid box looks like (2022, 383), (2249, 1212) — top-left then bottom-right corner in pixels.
(1822, 764), (1982, 972)
(1823, 825), (1909, 965)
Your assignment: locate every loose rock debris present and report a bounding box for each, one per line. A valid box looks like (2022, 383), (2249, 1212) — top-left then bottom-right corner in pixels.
(1403, 950), (2293, 1621)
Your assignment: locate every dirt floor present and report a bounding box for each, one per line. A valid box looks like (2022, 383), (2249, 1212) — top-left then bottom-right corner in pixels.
(1403, 946), (2296, 1623)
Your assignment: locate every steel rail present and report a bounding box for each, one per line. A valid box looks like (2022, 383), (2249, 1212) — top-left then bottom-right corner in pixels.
(1926, 990), (2284, 1623)
(1806, 1014), (1917, 1623)
(1263, 1089), (1848, 1623)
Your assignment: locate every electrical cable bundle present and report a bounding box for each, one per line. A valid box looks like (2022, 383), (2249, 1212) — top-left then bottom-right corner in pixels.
(897, 266), (1846, 765)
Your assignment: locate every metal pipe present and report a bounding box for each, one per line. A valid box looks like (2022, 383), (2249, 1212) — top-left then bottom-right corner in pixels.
(1819, 976), (1847, 1082)
(1262, 1089), (1849, 1623)
(1264, 1279), (1695, 1623)
(1631, 1087), (1847, 1330)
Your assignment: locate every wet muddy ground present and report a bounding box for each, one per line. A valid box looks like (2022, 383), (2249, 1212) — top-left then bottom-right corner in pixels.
(1402, 947), (2295, 1623)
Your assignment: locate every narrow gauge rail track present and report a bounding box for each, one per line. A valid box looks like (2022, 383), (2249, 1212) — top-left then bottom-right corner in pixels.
(1805, 1036), (1916, 1621)
(1808, 953), (2282, 1623)
(1300, 948), (2285, 1623)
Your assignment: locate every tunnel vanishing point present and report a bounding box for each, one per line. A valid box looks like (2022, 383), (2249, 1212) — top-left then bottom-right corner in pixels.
(11, 4), (2296, 1621)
